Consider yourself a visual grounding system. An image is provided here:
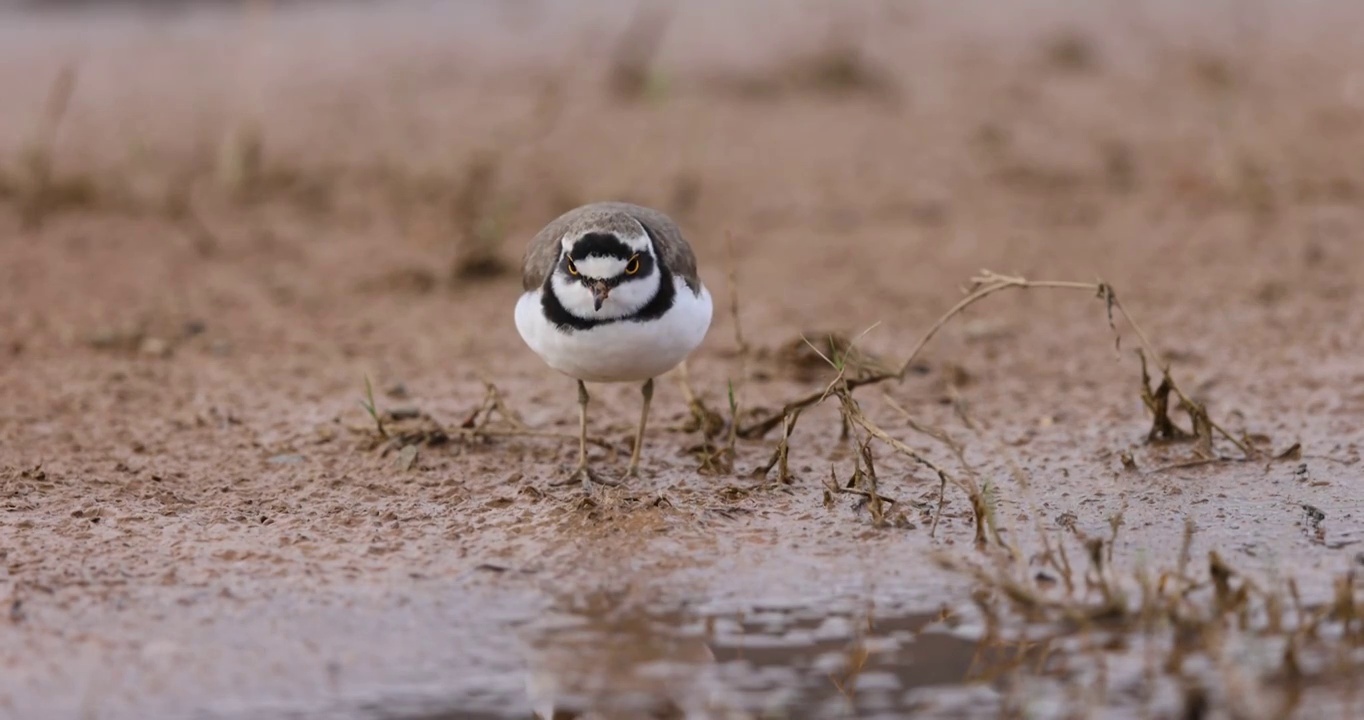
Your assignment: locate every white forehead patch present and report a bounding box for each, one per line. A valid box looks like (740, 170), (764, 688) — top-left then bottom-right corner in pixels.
(574, 256), (627, 279)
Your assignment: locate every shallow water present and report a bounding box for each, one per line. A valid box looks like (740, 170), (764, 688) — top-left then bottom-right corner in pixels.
(368, 595), (1001, 720)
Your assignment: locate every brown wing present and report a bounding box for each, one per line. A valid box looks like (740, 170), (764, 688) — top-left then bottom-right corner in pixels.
(520, 205), (588, 291)
(521, 202), (700, 291)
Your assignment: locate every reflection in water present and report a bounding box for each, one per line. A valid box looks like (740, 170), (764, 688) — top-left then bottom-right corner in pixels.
(520, 590), (1011, 719)
(522, 590), (726, 719)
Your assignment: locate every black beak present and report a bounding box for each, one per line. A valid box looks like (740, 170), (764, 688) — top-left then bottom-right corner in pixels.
(590, 281), (610, 311)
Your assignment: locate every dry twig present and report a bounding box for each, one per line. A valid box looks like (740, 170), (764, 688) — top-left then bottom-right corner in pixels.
(740, 270), (1253, 460)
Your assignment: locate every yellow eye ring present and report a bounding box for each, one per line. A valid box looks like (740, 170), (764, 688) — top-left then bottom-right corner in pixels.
(566, 259), (579, 276)
(625, 255), (641, 275)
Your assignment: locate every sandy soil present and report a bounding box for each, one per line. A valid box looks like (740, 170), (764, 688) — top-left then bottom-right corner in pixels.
(2, 1), (1363, 718)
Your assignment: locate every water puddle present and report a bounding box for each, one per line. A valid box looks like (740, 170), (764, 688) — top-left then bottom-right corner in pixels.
(381, 592), (1029, 719)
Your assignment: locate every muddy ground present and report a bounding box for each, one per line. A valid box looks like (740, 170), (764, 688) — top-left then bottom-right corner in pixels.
(1, 1), (1363, 718)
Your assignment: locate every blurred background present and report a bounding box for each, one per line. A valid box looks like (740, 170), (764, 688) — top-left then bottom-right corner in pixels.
(4, 0), (1362, 343)
(4, 0), (1362, 364)
(4, 0), (1362, 435)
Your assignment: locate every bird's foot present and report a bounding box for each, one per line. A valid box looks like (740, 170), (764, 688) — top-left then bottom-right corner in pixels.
(616, 464), (643, 485)
(551, 463), (620, 492)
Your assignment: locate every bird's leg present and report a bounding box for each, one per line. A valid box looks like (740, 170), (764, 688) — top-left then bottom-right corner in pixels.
(622, 378), (654, 480)
(551, 380), (617, 490)
(574, 379), (590, 472)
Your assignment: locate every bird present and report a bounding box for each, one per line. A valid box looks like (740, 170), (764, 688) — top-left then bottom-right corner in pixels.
(514, 201), (712, 491)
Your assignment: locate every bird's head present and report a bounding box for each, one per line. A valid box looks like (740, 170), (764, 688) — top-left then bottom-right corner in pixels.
(552, 227), (659, 318)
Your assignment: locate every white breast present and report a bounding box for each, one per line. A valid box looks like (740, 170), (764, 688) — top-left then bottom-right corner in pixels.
(515, 279), (713, 383)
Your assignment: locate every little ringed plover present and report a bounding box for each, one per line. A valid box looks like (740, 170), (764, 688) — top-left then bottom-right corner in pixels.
(514, 201), (713, 490)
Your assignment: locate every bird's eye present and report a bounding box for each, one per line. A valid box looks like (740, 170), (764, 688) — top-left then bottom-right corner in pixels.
(566, 259), (579, 276)
(624, 255), (641, 275)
